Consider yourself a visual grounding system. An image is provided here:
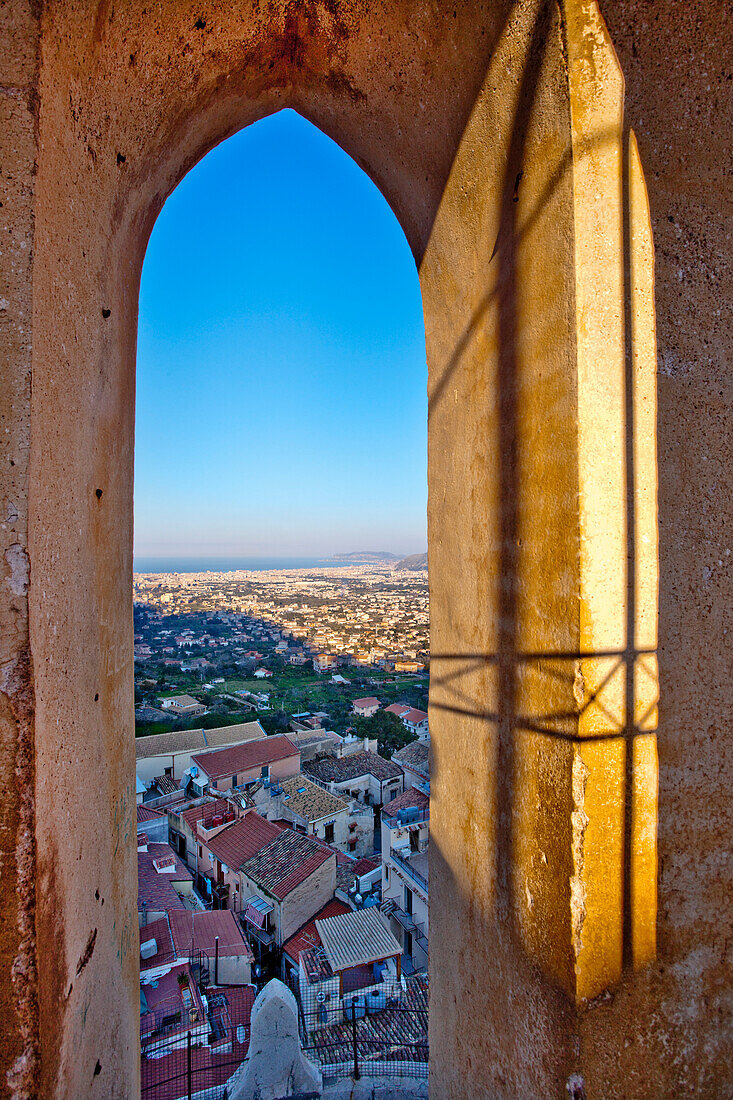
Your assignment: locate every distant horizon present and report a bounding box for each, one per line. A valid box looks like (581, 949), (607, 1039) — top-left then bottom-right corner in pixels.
(135, 109), (427, 558)
(133, 549), (427, 574)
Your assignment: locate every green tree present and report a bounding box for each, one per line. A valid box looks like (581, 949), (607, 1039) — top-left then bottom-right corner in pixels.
(353, 711), (412, 756)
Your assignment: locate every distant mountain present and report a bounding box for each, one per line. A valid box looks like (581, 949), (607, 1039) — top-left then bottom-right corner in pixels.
(395, 552), (428, 571)
(331, 551), (400, 563)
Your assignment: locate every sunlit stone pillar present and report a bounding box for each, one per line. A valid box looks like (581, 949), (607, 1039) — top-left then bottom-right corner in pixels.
(423, 0), (658, 1093)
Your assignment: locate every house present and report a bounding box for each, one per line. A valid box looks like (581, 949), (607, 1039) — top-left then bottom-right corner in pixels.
(297, 907), (403, 1026)
(135, 720), (267, 786)
(391, 739), (430, 792)
(401, 708), (429, 739)
(393, 659), (425, 673)
(253, 668), (273, 679)
(168, 796), (244, 869)
(380, 787), (429, 973)
(137, 838), (195, 924)
(384, 703), (429, 739)
(136, 804), (168, 844)
(302, 751), (404, 809)
(159, 694), (207, 718)
(276, 775), (373, 857)
(188, 735), (301, 795)
(168, 909), (254, 986)
(313, 653), (337, 673)
(238, 829), (337, 948)
(352, 697), (380, 718)
(181, 657), (210, 671)
(193, 811), (282, 912)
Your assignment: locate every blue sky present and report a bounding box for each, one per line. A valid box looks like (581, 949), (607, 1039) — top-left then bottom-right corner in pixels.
(135, 109), (427, 559)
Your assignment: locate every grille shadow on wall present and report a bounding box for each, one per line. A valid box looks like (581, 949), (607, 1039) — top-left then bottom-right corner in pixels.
(424, 0), (658, 1005)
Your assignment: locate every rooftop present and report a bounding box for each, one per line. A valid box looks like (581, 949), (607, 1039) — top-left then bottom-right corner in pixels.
(134, 720), (266, 760)
(139, 916), (175, 971)
(174, 797), (232, 830)
(206, 813), (282, 871)
(315, 907), (402, 972)
(138, 843), (192, 912)
(302, 750), (402, 785)
(402, 708), (428, 724)
(382, 787), (430, 818)
(353, 697), (379, 708)
(392, 739), (430, 777)
(137, 804), (164, 823)
(192, 734), (299, 780)
(280, 775), (349, 822)
(168, 909), (254, 961)
(281, 899), (352, 962)
(240, 830), (334, 900)
(152, 774), (179, 795)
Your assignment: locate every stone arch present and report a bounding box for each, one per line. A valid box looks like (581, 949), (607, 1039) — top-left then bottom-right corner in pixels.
(11, 0), (731, 1097)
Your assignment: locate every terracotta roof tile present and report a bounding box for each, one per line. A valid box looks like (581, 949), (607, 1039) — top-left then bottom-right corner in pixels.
(192, 735), (299, 780)
(382, 787), (429, 817)
(240, 830), (334, 900)
(168, 909), (254, 961)
(205, 813), (282, 870)
(302, 751), (402, 784)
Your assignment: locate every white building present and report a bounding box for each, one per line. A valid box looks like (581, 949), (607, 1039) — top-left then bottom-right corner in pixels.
(380, 787), (429, 974)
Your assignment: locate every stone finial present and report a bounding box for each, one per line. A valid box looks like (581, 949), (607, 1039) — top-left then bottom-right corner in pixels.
(231, 979), (322, 1100)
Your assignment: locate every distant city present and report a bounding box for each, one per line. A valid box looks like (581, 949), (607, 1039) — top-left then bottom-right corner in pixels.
(134, 556), (430, 1090)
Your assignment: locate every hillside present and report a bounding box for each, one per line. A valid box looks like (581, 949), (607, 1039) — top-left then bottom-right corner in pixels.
(395, 552), (428, 571)
(331, 551), (399, 563)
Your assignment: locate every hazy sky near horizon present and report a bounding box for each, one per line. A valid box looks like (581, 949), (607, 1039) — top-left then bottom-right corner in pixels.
(135, 109), (427, 559)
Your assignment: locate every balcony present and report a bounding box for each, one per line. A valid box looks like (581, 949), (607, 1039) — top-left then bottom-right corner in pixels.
(390, 848), (428, 894)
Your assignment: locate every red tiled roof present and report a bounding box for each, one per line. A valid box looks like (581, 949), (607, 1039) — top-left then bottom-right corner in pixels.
(168, 909), (254, 961)
(403, 708), (428, 723)
(382, 786), (430, 816)
(353, 697), (379, 708)
(384, 704), (410, 716)
(139, 916), (175, 971)
(137, 805), (164, 823)
(240, 830), (335, 900)
(205, 813), (282, 870)
(192, 735), (299, 780)
(138, 844), (192, 912)
(351, 856), (380, 877)
(282, 899), (351, 962)
(140, 985), (254, 1100)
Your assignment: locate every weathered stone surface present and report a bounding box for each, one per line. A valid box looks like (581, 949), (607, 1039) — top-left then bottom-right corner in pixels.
(231, 980), (321, 1100)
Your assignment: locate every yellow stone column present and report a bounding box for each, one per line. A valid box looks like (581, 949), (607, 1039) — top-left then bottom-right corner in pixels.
(424, 9), (659, 1073)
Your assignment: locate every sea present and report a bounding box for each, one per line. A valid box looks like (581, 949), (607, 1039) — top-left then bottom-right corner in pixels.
(133, 556), (360, 574)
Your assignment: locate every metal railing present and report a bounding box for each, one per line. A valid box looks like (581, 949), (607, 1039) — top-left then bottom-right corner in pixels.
(389, 849), (428, 892)
(300, 1002), (428, 1083)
